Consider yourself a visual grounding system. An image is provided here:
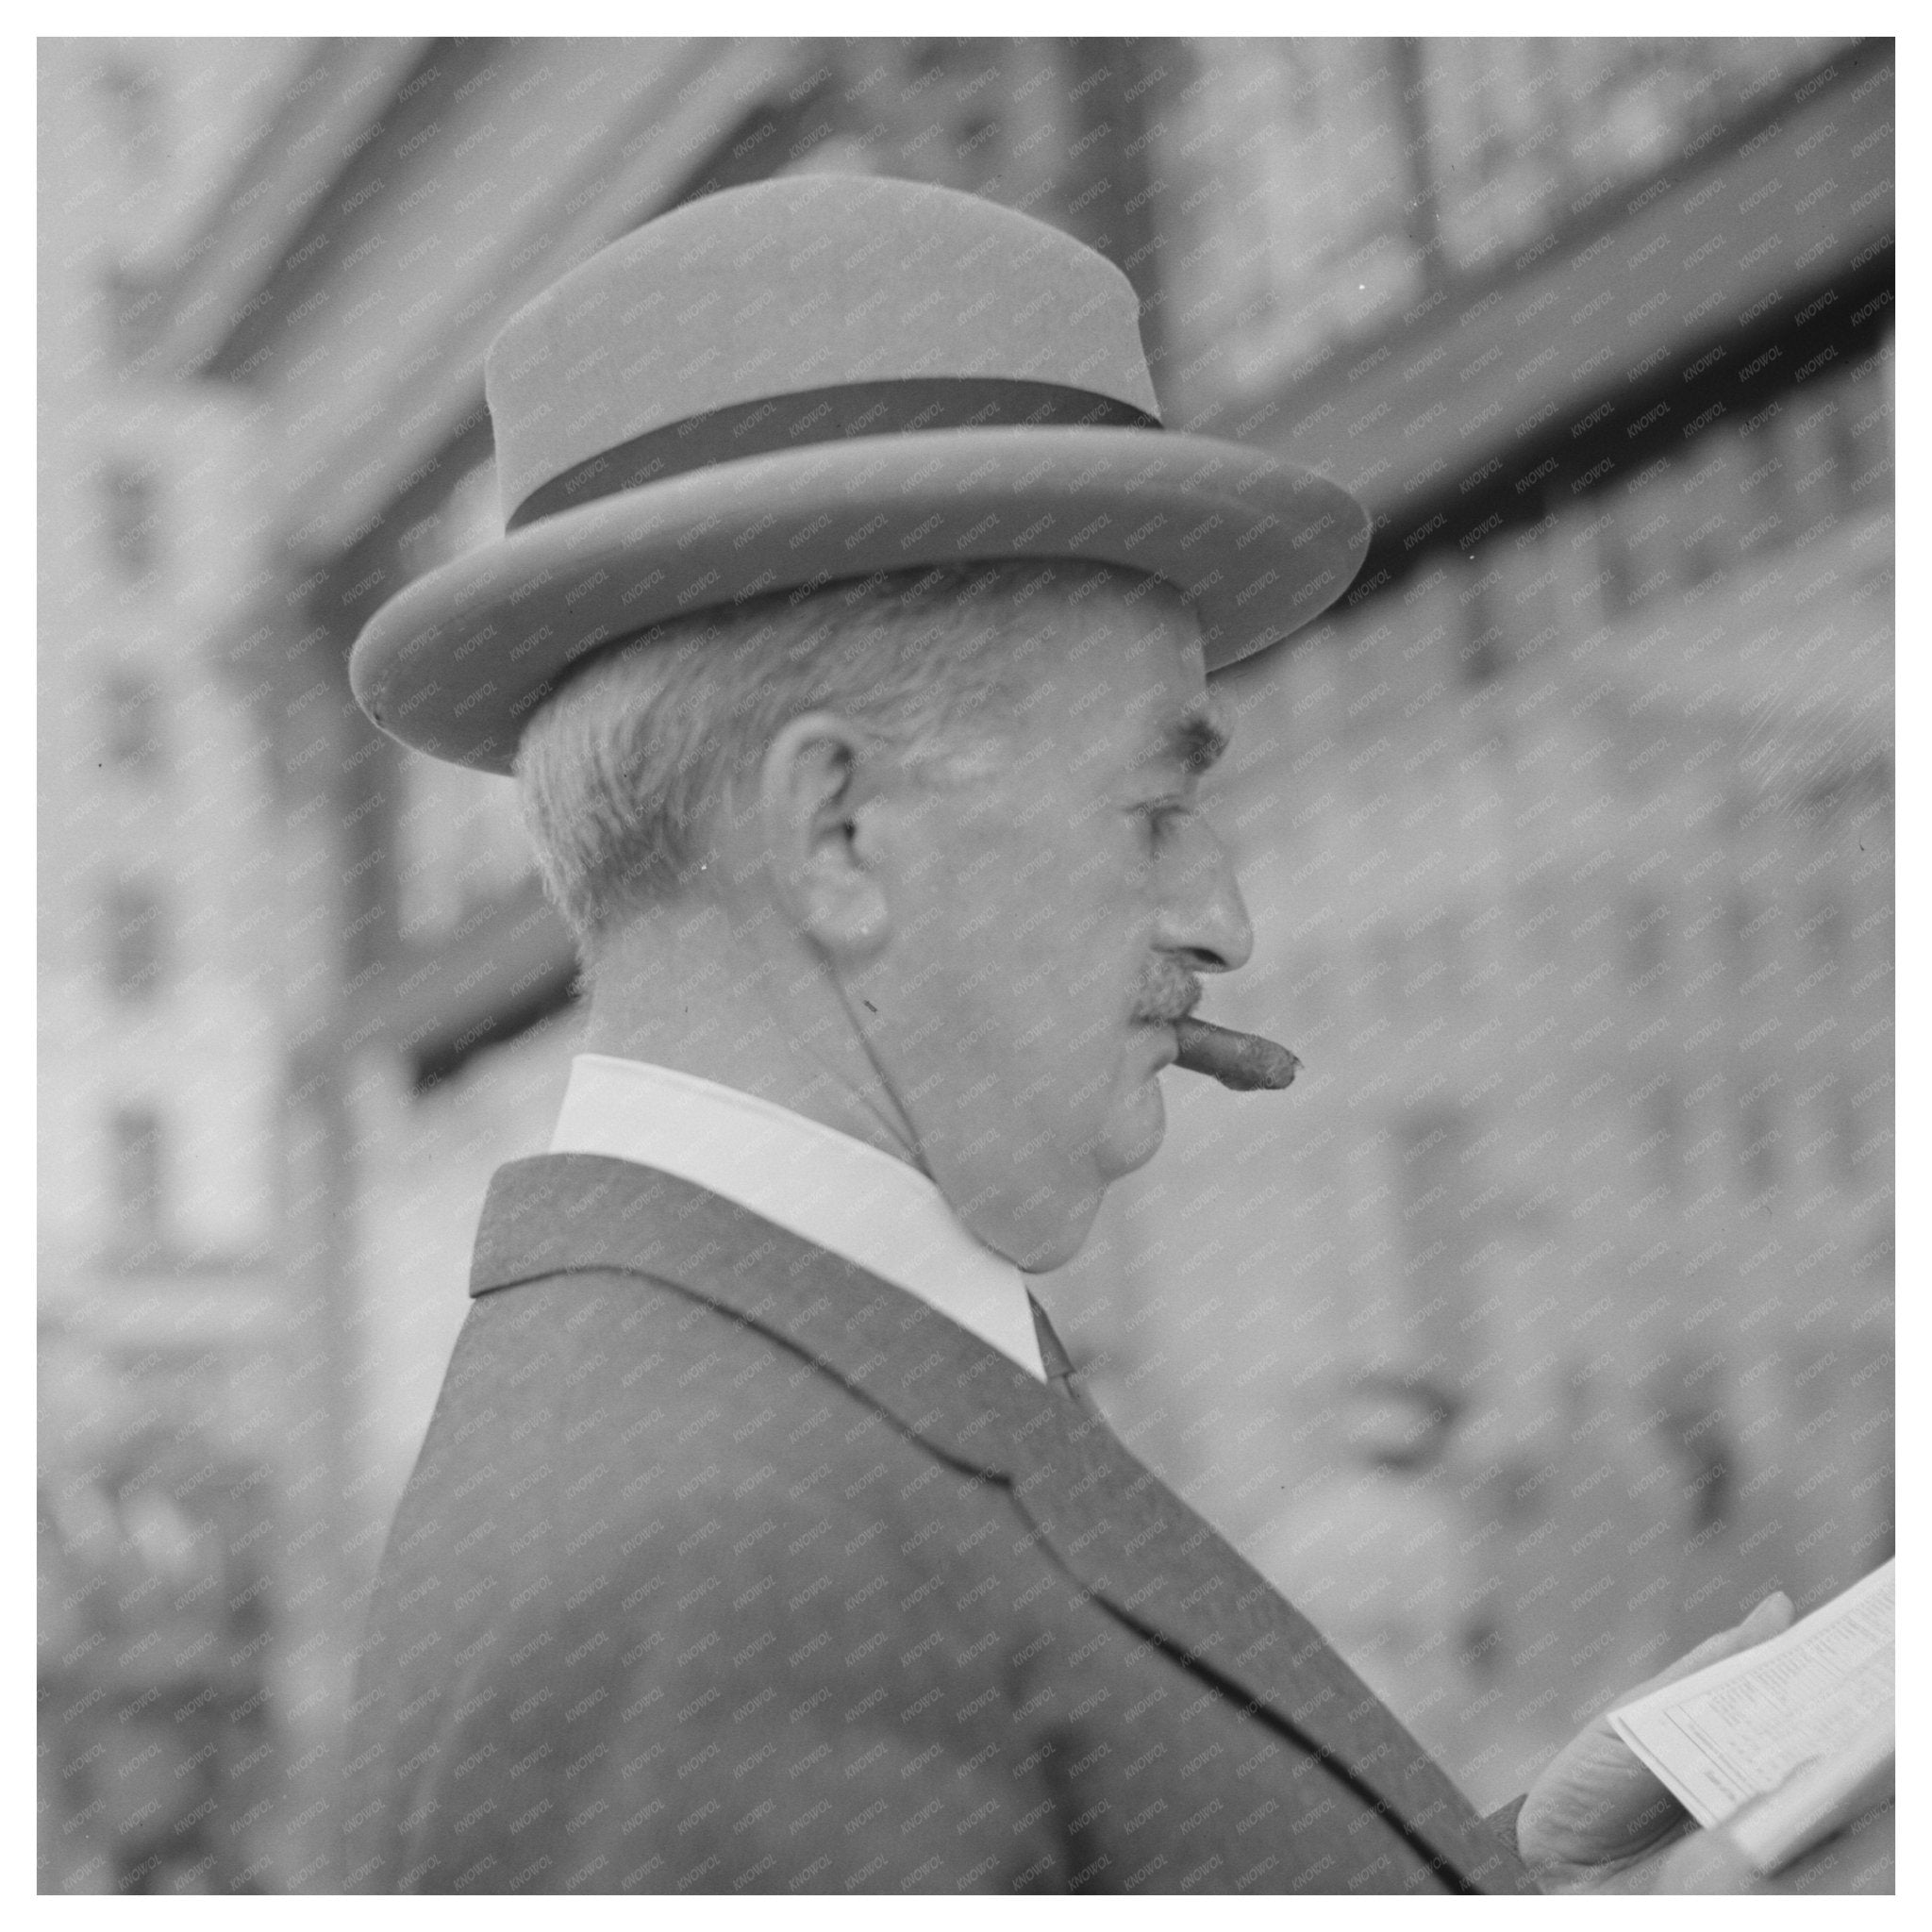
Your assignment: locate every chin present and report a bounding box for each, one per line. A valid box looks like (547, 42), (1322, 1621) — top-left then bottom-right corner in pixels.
(1098, 1076), (1169, 1179)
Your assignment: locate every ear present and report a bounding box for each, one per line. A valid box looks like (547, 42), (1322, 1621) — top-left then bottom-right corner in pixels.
(756, 710), (892, 961)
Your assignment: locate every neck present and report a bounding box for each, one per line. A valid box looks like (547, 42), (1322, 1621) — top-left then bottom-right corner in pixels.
(579, 895), (922, 1169)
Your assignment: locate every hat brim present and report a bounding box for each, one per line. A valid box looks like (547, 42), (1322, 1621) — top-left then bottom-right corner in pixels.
(351, 426), (1370, 773)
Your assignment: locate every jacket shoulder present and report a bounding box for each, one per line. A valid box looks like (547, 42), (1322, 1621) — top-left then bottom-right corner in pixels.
(346, 1267), (1070, 1891)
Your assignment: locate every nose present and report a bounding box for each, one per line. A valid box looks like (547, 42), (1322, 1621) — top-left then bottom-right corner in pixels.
(1158, 817), (1254, 974)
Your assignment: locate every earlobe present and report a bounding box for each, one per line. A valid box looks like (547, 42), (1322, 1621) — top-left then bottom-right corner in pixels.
(758, 711), (892, 961)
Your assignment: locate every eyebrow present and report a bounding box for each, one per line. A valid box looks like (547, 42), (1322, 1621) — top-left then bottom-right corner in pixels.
(1161, 707), (1230, 775)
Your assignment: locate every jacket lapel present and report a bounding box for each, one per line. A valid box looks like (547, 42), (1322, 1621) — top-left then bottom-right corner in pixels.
(1008, 1356), (1531, 1890)
(471, 1155), (1529, 1891)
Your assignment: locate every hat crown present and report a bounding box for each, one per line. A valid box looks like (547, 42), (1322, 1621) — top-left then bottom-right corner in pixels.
(485, 175), (1159, 526)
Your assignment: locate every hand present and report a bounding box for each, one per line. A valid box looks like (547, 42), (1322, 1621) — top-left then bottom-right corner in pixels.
(1517, 1591), (1794, 1892)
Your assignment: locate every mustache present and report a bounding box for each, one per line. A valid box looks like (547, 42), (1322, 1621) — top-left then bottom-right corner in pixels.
(1134, 958), (1204, 1025)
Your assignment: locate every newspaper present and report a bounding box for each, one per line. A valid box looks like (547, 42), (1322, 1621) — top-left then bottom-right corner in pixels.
(1608, 1558), (1894, 1872)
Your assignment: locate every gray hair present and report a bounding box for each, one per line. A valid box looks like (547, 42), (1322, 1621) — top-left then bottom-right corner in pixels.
(514, 559), (1123, 948)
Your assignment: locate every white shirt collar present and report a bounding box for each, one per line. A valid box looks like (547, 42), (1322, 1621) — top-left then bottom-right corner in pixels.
(547, 1053), (1047, 1381)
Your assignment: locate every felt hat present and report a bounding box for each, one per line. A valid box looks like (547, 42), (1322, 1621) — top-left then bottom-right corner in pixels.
(350, 175), (1371, 774)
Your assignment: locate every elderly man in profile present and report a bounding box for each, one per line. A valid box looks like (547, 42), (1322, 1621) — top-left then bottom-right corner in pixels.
(340, 176), (1886, 1895)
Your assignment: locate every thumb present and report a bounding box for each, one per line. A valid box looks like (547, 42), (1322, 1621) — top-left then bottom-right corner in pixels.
(1640, 1591), (1793, 1698)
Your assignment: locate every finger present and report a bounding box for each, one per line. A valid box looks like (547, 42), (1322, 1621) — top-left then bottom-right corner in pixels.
(1522, 1592), (1798, 1874)
(1636, 1591), (1793, 1696)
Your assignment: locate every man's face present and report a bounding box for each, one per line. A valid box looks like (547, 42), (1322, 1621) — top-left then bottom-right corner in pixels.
(858, 577), (1253, 1271)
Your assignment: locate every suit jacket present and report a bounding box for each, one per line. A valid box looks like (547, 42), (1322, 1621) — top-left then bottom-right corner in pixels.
(342, 1154), (1537, 1893)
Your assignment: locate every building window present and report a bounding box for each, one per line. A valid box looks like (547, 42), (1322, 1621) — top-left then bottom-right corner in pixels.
(104, 878), (165, 1000)
(106, 667), (163, 769)
(908, 40), (951, 82)
(1460, 581), (1503, 686)
(109, 1106), (166, 1257)
(1596, 518), (1638, 617)
(97, 53), (164, 175)
(105, 460), (161, 580)
(1739, 1092), (1782, 1202)
(1625, 891), (1668, 988)
(396, 458), (499, 586)
(1395, 1108), (1478, 1377)
(1641, 1075), (1679, 1199)
(1724, 889), (1761, 982)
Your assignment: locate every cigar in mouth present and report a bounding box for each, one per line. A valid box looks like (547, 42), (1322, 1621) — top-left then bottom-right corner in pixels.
(1172, 1017), (1302, 1092)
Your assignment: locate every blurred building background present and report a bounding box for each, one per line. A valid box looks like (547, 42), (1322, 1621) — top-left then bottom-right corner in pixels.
(40, 36), (1892, 1888)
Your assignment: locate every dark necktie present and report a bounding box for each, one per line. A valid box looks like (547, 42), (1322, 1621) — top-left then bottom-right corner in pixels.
(1027, 1292), (1099, 1417)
